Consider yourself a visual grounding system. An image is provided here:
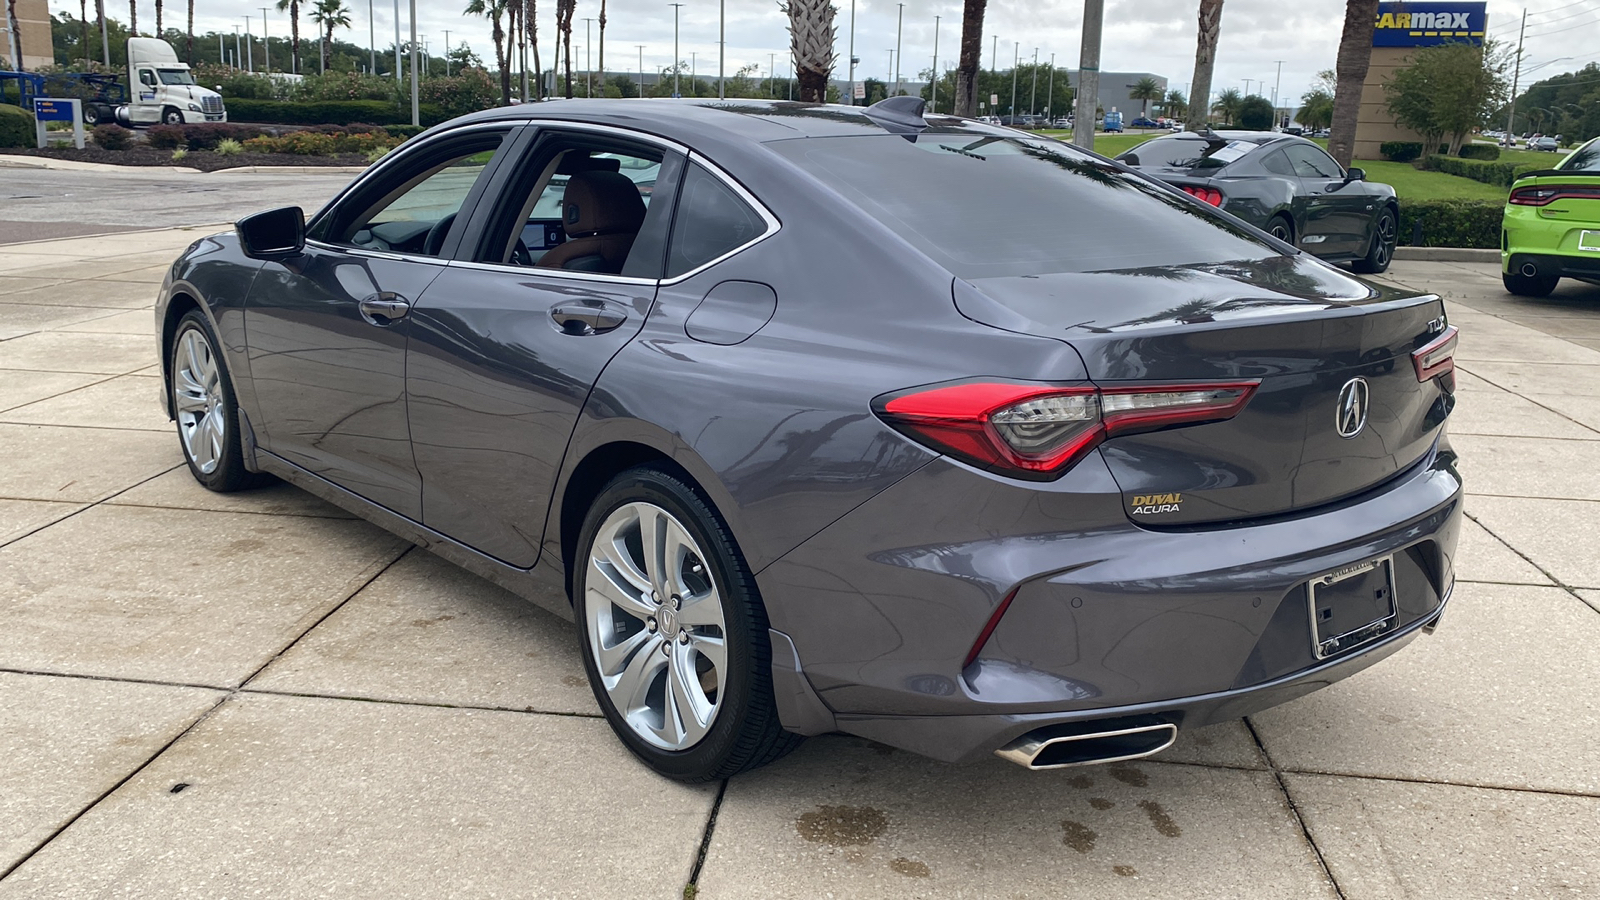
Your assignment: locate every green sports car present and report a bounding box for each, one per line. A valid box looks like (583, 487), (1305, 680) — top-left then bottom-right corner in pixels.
(1502, 136), (1600, 297)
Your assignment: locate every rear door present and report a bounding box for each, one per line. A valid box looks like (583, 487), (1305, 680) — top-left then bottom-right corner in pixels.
(402, 126), (684, 567)
(1284, 143), (1371, 257)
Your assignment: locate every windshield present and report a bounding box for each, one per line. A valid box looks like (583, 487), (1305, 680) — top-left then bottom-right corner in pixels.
(1558, 138), (1600, 172)
(1116, 136), (1255, 170)
(768, 131), (1276, 278)
(157, 69), (196, 85)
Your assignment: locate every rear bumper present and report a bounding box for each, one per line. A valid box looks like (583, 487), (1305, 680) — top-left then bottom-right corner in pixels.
(1505, 251), (1600, 281)
(759, 439), (1462, 761)
(1503, 204), (1600, 278)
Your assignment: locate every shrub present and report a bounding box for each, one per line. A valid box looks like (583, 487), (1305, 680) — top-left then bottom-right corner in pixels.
(0, 103), (34, 148)
(291, 71), (401, 103)
(92, 124), (133, 150)
(214, 138), (244, 156)
(383, 124), (426, 139)
(220, 97), (448, 126)
(241, 130), (400, 156)
(1397, 199), (1502, 249)
(171, 147), (188, 160)
(366, 146), (391, 164)
(1381, 141), (1423, 162)
(1421, 154), (1550, 188)
(1458, 143), (1500, 161)
(146, 124), (187, 150)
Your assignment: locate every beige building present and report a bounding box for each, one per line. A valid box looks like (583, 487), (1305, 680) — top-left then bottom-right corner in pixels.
(1353, 2), (1489, 159)
(3, 0), (55, 71)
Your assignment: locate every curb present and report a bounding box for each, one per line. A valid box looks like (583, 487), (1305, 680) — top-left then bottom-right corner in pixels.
(1393, 247), (1500, 263)
(0, 155), (364, 176)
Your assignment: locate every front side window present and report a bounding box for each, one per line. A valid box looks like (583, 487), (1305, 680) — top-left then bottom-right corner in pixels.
(665, 164), (769, 278)
(138, 70), (156, 87)
(770, 131), (1276, 278)
(318, 132), (506, 257)
(1558, 138), (1600, 172)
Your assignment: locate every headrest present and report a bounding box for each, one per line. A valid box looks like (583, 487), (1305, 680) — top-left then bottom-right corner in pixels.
(555, 154), (623, 175)
(563, 170), (647, 237)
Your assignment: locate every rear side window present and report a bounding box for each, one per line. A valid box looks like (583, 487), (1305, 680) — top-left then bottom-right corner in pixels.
(666, 164), (769, 278)
(1261, 149), (1297, 176)
(770, 133), (1275, 278)
(1559, 138), (1600, 172)
(1117, 136), (1256, 170)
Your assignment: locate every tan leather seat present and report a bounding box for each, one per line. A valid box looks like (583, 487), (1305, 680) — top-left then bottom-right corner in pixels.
(537, 170), (647, 274)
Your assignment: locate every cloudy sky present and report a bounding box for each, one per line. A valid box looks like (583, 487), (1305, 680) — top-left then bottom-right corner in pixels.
(52, 0), (1598, 104)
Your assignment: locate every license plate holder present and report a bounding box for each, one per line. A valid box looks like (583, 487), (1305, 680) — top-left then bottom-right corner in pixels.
(1308, 557), (1397, 659)
(1579, 231), (1600, 253)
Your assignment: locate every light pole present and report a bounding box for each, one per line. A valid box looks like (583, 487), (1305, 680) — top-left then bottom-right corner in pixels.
(234, 25), (243, 72)
(669, 4), (683, 96)
(370, 0), (377, 75)
(1010, 43), (1018, 119)
(260, 8), (271, 73)
(392, 0), (400, 82)
(244, 17), (253, 72)
(443, 29), (450, 76)
(718, 0), (725, 98)
(409, 0), (419, 125)
(847, 0), (856, 105)
(770, 52), (776, 98)
(1029, 47), (1039, 116)
(1272, 59), (1283, 126)
(584, 18), (594, 96)
(1046, 52), (1055, 122)
(100, 4), (110, 66)
(930, 15), (940, 113)
(893, 3), (904, 98)
(691, 51), (697, 96)
(638, 45), (645, 97)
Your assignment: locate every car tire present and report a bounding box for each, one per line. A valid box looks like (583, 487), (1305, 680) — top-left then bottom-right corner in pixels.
(1353, 207), (1397, 274)
(170, 310), (269, 492)
(162, 106), (185, 126)
(574, 466), (803, 782)
(1503, 270), (1559, 297)
(82, 104), (102, 126)
(1266, 214), (1295, 246)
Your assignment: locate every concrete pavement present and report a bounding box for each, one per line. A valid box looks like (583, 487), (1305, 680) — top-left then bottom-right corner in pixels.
(1, 231), (1597, 898)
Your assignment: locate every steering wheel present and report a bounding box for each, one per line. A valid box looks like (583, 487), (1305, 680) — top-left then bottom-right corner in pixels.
(423, 213), (458, 257)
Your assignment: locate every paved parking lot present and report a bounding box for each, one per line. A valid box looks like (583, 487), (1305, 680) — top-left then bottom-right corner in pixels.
(1, 223), (1597, 898)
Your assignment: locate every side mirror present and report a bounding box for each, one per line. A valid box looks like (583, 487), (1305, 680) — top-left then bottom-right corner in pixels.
(1346, 167), (1366, 182)
(236, 207), (305, 260)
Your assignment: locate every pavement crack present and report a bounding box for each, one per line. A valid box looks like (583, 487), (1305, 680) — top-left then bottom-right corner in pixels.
(0, 463), (183, 551)
(1464, 510), (1600, 617)
(1244, 718), (1348, 900)
(684, 779), (729, 894)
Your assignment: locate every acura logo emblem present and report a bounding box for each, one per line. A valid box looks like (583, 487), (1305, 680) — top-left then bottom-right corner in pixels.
(1336, 377), (1370, 439)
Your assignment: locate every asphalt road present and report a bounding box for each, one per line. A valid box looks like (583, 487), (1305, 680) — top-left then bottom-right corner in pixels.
(0, 167), (355, 244)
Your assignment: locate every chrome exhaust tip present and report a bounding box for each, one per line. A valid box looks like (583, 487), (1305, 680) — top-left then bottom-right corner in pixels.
(1521, 263), (1539, 278)
(995, 717), (1179, 770)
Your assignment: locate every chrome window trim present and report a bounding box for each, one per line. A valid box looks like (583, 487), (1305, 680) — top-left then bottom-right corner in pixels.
(303, 238), (451, 267)
(658, 151), (782, 286)
(441, 123), (780, 288)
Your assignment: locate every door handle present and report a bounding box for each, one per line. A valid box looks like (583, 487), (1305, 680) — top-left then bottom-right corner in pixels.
(358, 293), (411, 324)
(550, 302), (627, 335)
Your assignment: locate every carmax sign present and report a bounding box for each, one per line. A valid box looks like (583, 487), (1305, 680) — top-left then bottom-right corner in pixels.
(1373, 1), (1487, 47)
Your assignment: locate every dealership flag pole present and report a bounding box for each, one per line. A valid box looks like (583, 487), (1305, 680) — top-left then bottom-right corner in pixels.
(1505, 8), (1526, 141)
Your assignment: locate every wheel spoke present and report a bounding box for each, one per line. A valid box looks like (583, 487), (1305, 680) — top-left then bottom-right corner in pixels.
(636, 505), (667, 598)
(676, 590), (721, 628)
(610, 634), (667, 707)
(689, 632), (726, 674)
(667, 645), (714, 745)
(174, 388), (208, 414)
(595, 625), (656, 677)
(587, 555), (658, 623)
(661, 518), (696, 596)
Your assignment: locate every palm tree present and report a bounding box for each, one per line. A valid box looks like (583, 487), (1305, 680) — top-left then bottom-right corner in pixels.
(1299, 88), (1334, 131)
(1185, 0), (1224, 131)
(1163, 89), (1187, 119)
(556, 0), (574, 99)
(596, 0), (605, 100)
(1211, 87), (1242, 125)
(1328, 0), (1379, 167)
(1130, 76), (1162, 118)
(186, 0), (194, 63)
(275, 0), (303, 74)
(79, 0), (90, 67)
(526, 0), (542, 100)
(782, 0), (836, 102)
(466, 0), (511, 104)
(953, 0), (987, 116)
(310, 0), (350, 74)
(128, 0), (136, 36)
(155, 0), (162, 35)
(5, 0), (21, 69)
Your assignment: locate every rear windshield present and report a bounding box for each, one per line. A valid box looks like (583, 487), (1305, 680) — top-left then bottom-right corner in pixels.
(1115, 136), (1256, 170)
(768, 132), (1276, 278)
(1558, 139), (1600, 173)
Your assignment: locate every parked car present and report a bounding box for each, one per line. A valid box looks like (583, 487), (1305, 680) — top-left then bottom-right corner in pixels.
(1116, 130), (1399, 272)
(1131, 116), (1160, 129)
(1501, 135), (1600, 297)
(157, 98), (1460, 781)
(1532, 136), (1561, 152)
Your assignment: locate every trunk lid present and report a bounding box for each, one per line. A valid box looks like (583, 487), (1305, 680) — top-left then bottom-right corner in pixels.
(1516, 172), (1600, 228)
(955, 255), (1451, 525)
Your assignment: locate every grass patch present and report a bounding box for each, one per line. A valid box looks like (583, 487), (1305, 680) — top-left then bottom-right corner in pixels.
(1352, 159), (1507, 202)
(1035, 130), (1162, 158)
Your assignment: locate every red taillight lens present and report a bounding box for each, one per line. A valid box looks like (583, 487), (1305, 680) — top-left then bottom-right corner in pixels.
(1181, 185), (1224, 206)
(1412, 325), (1458, 383)
(876, 380), (1260, 481)
(1508, 185), (1600, 206)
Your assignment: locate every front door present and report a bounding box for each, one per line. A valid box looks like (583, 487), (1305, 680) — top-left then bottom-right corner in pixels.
(1284, 143), (1371, 258)
(404, 129), (683, 567)
(245, 125), (517, 519)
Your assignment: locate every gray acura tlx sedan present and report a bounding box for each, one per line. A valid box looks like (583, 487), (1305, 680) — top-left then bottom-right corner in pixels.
(155, 98), (1462, 782)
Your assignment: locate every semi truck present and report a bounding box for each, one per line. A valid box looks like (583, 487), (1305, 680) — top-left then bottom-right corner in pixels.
(0, 37), (225, 127)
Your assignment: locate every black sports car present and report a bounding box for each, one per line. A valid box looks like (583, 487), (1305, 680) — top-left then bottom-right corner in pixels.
(1116, 131), (1399, 273)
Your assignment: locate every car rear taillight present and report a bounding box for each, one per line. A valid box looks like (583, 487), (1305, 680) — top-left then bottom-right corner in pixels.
(1508, 185), (1600, 206)
(1180, 185), (1224, 206)
(875, 379), (1260, 481)
(1412, 325), (1458, 384)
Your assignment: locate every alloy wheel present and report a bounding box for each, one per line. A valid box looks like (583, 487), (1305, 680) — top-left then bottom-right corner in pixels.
(584, 501), (729, 751)
(1376, 213), (1396, 267)
(173, 327), (226, 475)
